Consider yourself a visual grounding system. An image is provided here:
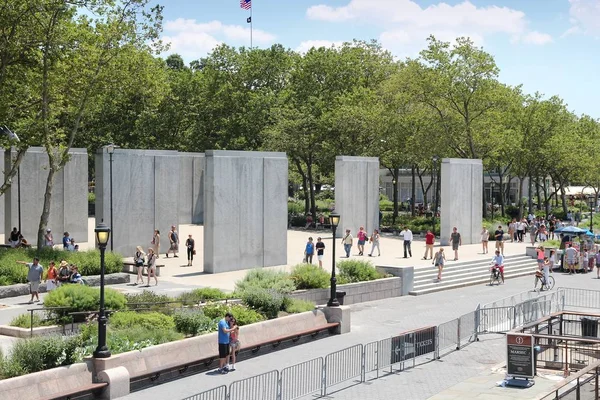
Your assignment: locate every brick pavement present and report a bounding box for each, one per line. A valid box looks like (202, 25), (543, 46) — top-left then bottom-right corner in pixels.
(121, 272), (600, 400)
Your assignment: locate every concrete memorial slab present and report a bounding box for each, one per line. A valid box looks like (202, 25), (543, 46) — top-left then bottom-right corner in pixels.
(440, 158), (483, 246)
(203, 150), (287, 273)
(334, 156), (380, 238)
(4, 147), (88, 243)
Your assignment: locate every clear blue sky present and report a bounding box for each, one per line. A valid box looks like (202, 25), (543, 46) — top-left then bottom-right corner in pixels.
(160, 0), (600, 118)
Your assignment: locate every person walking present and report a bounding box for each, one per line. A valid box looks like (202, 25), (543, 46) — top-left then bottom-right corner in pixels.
(134, 246), (146, 285)
(596, 250), (600, 279)
(356, 227), (368, 256)
(166, 225), (179, 258)
(304, 237), (315, 264)
(494, 225), (504, 255)
(17, 258), (43, 303)
(450, 227), (461, 261)
(217, 312), (236, 374)
(315, 237), (325, 267)
(517, 219), (526, 242)
(146, 247), (158, 286)
(481, 227), (489, 254)
(508, 219), (516, 243)
(423, 230), (434, 259)
(151, 229), (160, 258)
(185, 234), (195, 266)
(46, 261), (58, 292)
(44, 229), (54, 248)
(433, 248), (446, 281)
(529, 222), (538, 246)
(401, 227), (413, 258)
(368, 229), (381, 257)
(341, 229), (353, 258)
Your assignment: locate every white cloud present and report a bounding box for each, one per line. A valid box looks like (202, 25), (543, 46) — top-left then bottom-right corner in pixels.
(306, 0), (551, 50)
(521, 31), (553, 45)
(566, 0), (600, 36)
(162, 18), (276, 59)
(296, 40), (344, 53)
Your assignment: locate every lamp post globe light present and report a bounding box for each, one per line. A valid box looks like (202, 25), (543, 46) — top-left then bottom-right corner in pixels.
(93, 222), (111, 359)
(327, 212), (341, 307)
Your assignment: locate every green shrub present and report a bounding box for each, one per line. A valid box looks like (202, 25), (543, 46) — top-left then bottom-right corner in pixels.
(110, 311), (175, 331)
(6, 334), (84, 376)
(290, 263), (330, 289)
(9, 313), (55, 328)
(177, 288), (232, 304)
(240, 287), (284, 319)
(202, 303), (264, 326)
(88, 192), (96, 203)
(125, 290), (176, 311)
(43, 285), (127, 320)
(337, 260), (384, 284)
(235, 269), (295, 294)
(285, 298), (316, 314)
(379, 199), (393, 212)
(173, 309), (217, 336)
(288, 201), (304, 214)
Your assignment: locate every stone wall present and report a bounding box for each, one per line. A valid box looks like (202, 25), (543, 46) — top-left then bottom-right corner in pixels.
(334, 156), (380, 238)
(291, 277), (403, 305)
(203, 150), (288, 273)
(4, 147), (88, 243)
(440, 158), (483, 246)
(178, 152), (204, 225)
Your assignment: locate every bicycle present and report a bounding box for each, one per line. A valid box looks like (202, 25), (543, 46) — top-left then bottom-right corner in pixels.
(489, 264), (502, 286)
(539, 275), (555, 291)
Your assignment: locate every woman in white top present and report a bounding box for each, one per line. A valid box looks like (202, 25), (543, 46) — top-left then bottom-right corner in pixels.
(368, 229), (380, 257)
(146, 247), (158, 286)
(44, 229), (54, 247)
(481, 227), (489, 254)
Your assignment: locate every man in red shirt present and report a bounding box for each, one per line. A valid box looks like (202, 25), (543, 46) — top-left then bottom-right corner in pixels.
(423, 230), (435, 260)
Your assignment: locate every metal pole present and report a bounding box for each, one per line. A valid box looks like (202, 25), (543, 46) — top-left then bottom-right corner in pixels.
(94, 244), (111, 358)
(328, 225), (339, 307)
(431, 164), (436, 233)
(491, 183), (494, 221)
(17, 167), (21, 233)
(109, 152), (114, 251)
(250, 5), (253, 48)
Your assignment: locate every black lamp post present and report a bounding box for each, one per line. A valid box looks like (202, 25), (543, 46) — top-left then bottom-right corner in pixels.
(491, 181), (495, 221)
(93, 222), (111, 359)
(431, 156), (438, 232)
(327, 212), (340, 307)
(106, 144), (116, 251)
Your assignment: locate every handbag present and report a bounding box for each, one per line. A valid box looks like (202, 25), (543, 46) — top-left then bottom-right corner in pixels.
(193, 250), (196, 255)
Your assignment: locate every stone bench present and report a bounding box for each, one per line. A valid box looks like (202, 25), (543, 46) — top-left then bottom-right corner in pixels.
(122, 261), (165, 277)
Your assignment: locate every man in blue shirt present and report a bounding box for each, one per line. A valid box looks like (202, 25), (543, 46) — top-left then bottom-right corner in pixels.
(491, 250), (505, 284)
(218, 312), (236, 374)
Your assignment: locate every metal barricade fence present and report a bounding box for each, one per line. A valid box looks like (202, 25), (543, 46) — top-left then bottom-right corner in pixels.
(458, 311), (477, 347)
(478, 306), (515, 333)
(324, 344), (363, 395)
(437, 318), (459, 356)
(280, 357), (323, 400)
(182, 385), (227, 400)
(363, 340), (378, 379)
(229, 370), (279, 400)
(560, 287), (600, 311)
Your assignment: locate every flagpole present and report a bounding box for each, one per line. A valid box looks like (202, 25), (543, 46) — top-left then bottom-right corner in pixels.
(250, 5), (253, 48)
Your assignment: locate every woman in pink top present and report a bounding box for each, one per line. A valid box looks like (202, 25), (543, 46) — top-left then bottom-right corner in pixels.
(357, 226), (368, 256)
(228, 317), (240, 371)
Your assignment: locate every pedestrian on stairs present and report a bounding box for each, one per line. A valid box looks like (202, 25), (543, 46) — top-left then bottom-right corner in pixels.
(433, 248), (446, 281)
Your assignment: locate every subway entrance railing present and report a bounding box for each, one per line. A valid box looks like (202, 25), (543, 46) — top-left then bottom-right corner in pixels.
(183, 287), (600, 400)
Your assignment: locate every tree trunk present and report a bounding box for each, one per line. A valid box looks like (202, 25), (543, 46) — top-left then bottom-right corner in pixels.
(37, 159), (58, 248)
(535, 177), (542, 214)
(434, 166), (441, 221)
(293, 159), (309, 214)
(498, 169), (505, 218)
(0, 148), (27, 196)
(518, 176), (525, 219)
(392, 167), (399, 225)
(307, 160), (316, 217)
(528, 176), (533, 214)
(411, 165), (416, 217)
(560, 186), (568, 214)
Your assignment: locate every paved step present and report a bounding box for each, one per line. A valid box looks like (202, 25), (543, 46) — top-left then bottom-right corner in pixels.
(409, 255), (538, 296)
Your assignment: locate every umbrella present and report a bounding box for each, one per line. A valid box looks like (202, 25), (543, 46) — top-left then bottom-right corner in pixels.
(554, 226), (588, 234)
(585, 230), (595, 237)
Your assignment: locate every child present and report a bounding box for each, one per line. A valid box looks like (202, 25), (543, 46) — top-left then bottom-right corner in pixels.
(304, 237), (314, 264)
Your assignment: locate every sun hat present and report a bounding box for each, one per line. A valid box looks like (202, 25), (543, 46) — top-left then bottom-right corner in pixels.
(59, 260), (68, 268)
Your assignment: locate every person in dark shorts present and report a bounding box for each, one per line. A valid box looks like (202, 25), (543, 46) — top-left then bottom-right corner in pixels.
(450, 227), (461, 261)
(315, 237), (325, 267)
(217, 312), (236, 374)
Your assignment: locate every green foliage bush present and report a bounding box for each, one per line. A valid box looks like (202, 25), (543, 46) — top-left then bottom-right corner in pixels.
(173, 309), (217, 336)
(3, 334), (84, 377)
(9, 313), (55, 328)
(88, 192), (96, 203)
(379, 199), (394, 212)
(290, 263), (330, 289)
(202, 303), (264, 326)
(288, 201), (305, 214)
(284, 298), (316, 314)
(0, 248), (123, 286)
(240, 287), (284, 319)
(110, 311), (175, 331)
(235, 269), (295, 294)
(44, 285), (127, 319)
(337, 260), (384, 284)
(177, 288), (233, 304)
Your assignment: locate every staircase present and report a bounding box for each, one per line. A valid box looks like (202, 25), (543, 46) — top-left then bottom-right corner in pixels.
(409, 255), (538, 296)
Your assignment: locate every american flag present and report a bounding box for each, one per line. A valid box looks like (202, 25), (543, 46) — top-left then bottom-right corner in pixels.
(240, 0), (251, 10)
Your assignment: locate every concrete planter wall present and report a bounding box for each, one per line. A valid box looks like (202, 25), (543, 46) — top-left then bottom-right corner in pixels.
(291, 277), (403, 305)
(0, 273), (130, 299)
(0, 321), (87, 339)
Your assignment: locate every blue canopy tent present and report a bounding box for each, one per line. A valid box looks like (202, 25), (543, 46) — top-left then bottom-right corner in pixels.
(554, 226), (588, 235)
